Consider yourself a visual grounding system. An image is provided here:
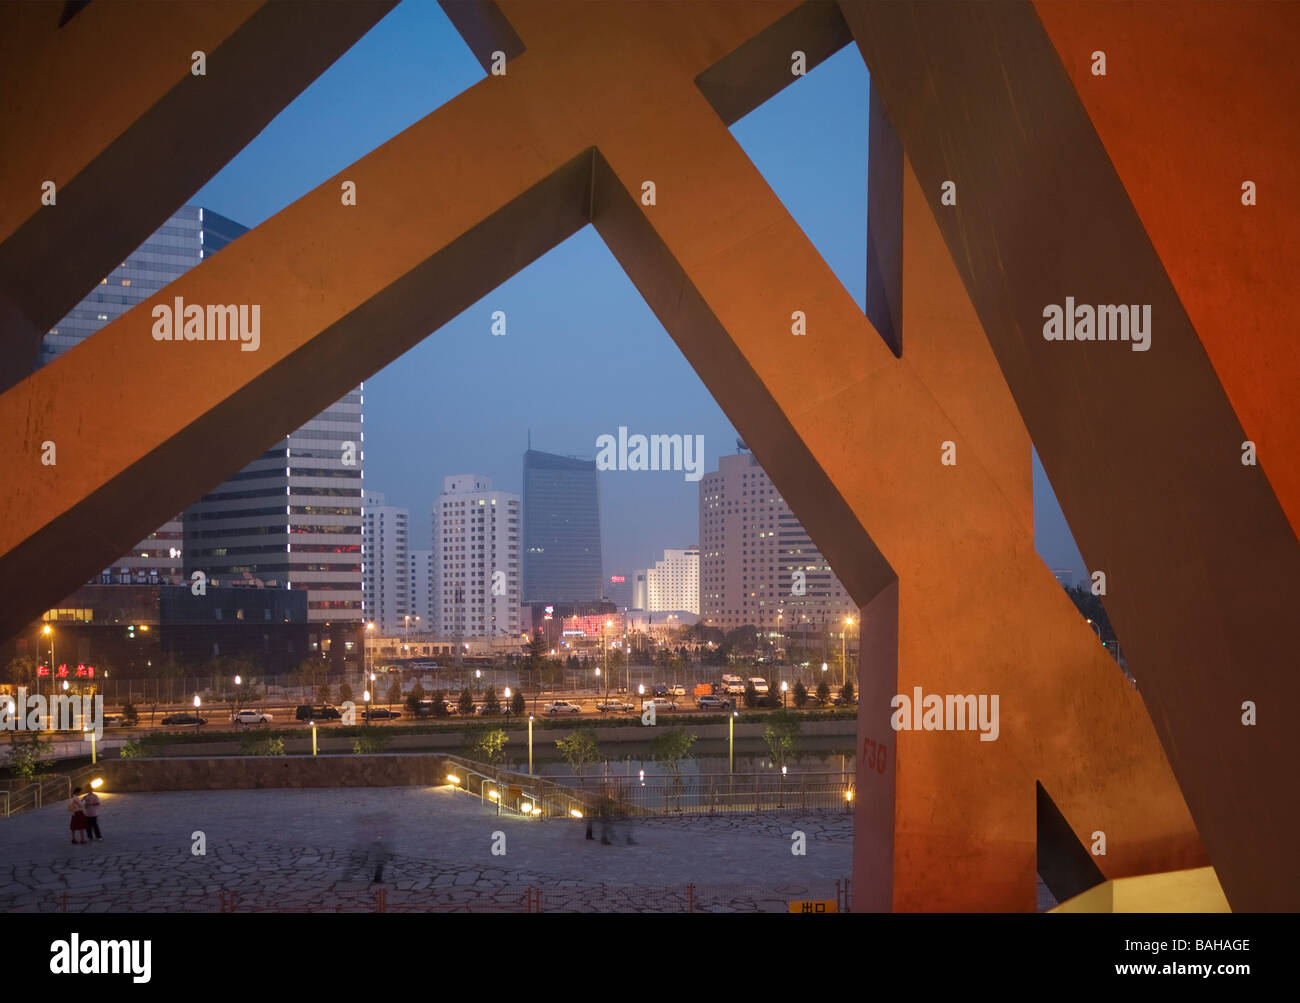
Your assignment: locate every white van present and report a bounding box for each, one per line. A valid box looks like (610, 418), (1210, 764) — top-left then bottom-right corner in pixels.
(748, 677), (770, 695)
(721, 674), (745, 695)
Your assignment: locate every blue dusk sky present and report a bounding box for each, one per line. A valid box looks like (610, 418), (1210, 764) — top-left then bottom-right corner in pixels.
(191, 0), (1088, 585)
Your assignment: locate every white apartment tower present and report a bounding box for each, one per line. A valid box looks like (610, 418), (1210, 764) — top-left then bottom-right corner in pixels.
(362, 492), (410, 635)
(699, 451), (855, 630)
(645, 548), (700, 614)
(435, 475), (521, 641)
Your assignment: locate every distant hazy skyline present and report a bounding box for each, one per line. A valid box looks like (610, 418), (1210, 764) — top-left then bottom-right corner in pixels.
(191, 0), (1088, 585)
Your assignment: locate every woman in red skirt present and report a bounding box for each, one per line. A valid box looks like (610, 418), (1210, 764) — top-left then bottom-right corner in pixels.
(67, 789), (88, 845)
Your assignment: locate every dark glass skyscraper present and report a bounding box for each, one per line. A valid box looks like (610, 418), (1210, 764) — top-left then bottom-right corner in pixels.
(522, 449), (602, 603)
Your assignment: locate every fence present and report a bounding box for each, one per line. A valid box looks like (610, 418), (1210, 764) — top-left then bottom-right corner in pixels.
(20, 879), (852, 914)
(1, 764), (103, 818)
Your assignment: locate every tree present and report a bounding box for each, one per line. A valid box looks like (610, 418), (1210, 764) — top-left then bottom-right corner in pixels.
(555, 727), (600, 782)
(650, 728), (697, 809)
(464, 726), (508, 765)
(841, 681), (856, 704)
(409, 681), (426, 704)
(743, 681), (759, 709)
(510, 689), (526, 716)
(6, 731), (48, 780)
(6, 655), (37, 688)
(430, 689), (449, 718)
(385, 677), (402, 708)
(763, 710), (801, 771)
(121, 702), (139, 726)
(458, 687), (475, 716)
(815, 679), (831, 706)
(483, 684), (501, 716)
(317, 682), (332, 706)
(338, 682), (354, 704)
(792, 680), (808, 709)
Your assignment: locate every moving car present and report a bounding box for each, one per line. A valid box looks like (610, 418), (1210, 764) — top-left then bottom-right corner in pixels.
(696, 695), (731, 710)
(160, 713), (206, 726)
(595, 698), (634, 713)
(544, 700), (582, 715)
(646, 697), (678, 711)
(232, 709), (273, 725)
(295, 705), (341, 721)
(363, 707), (401, 720)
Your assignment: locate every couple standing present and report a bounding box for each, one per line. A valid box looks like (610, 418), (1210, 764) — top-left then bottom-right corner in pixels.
(66, 787), (102, 844)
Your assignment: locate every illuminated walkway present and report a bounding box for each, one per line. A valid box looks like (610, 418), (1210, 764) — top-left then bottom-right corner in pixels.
(0, 786), (851, 913)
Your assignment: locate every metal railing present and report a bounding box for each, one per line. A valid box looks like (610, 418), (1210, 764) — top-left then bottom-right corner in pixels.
(441, 759), (854, 818)
(0, 767), (101, 818)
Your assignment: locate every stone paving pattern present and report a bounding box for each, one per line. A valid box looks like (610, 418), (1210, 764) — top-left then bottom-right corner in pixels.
(0, 787), (852, 913)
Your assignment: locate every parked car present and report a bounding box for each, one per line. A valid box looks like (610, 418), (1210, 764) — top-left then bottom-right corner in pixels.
(668, 684), (686, 697)
(544, 700), (582, 715)
(363, 707), (401, 720)
(595, 699), (633, 713)
(295, 705), (341, 721)
(161, 713), (206, 726)
(232, 709), (273, 725)
(646, 697), (678, 711)
(747, 677), (770, 695)
(721, 674), (745, 695)
(650, 684), (669, 697)
(696, 695), (731, 710)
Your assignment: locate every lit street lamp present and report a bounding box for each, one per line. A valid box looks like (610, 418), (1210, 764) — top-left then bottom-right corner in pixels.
(41, 624), (53, 699)
(528, 714), (534, 774)
(842, 616), (854, 689)
(193, 694), (201, 729)
(780, 680), (788, 708)
(729, 711), (738, 774)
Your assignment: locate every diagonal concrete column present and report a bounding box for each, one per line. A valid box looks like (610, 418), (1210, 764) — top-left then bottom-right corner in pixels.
(844, 0), (1299, 911)
(0, 0), (396, 391)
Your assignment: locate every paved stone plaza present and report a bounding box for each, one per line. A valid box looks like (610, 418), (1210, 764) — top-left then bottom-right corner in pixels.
(0, 786), (852, 913)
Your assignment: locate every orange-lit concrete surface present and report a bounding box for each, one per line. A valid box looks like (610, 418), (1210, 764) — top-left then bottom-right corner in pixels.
(0, 0), (394, 390)
(0, 0), (1291, 910)
(846, 1), (1297, 911)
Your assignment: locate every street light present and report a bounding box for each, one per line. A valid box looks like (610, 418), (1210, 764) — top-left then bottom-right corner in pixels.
(193, 694), (201, 729)
(842, 616), (854, 689)
(729, 711), (738, 774)
(780, 680), (788, 708)
(504, 686), (512, 721)
(528, 714), (534, 774)
(637, 683), (645, 710)
(41, 624), (53, 699)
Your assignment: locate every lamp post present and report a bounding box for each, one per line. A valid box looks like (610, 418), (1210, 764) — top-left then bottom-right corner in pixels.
(780, 680), (788, 709)
(310, 720), (318, 756)
(366, 621), (375, 696)
(637, 683), (645, 710)
(193, 694), (201, 729)
(729, 710), (737, 774)
(528, 714), (534, 774)
(842, 616), (853, 689)
(504, 685), (512, 722)
(41, 624), (53, 700)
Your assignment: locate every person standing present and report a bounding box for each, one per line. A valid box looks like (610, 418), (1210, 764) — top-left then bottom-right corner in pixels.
(67, 788), (88, 845)
(82, 788), (102, 841)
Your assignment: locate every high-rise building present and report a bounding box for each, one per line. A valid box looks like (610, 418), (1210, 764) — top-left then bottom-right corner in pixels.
(699, 450), (855, 630)
(183, 387), (365, 626)
(410, 549), (434, 628)
(435, 475), (521, 641)
(522, 448), (602, 602)
(41, 205), (246, 585)
(645, 548), (700, 613)
(362, 492), (409, 635)
(632, 570), (648, 611)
